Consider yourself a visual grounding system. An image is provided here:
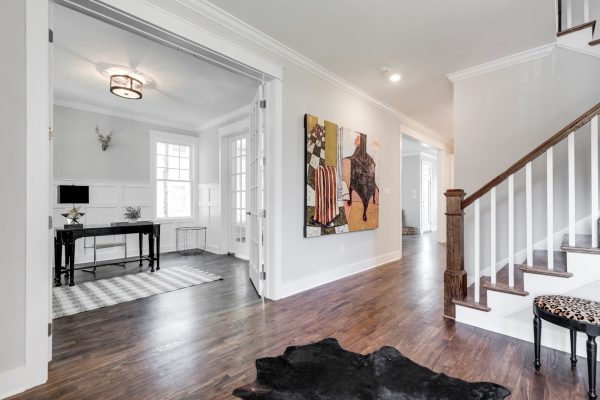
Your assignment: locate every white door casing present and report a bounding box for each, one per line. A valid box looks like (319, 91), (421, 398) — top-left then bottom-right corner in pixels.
(421, 160), (433, 232)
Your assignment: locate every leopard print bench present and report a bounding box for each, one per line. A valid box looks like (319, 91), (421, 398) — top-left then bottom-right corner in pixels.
(533, 295), (600, 400)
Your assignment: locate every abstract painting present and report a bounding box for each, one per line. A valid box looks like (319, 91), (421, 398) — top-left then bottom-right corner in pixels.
(304, 114), (379, 237)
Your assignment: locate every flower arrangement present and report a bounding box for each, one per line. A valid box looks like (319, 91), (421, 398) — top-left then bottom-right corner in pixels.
(124, 206), (142, 222)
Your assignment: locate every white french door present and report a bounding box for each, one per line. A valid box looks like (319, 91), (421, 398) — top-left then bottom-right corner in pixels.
(227, 133), (249, 259)
(247, 85), (265, 296)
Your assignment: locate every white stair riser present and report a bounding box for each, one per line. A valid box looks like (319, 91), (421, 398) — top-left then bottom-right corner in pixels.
(456, 252), (600, 357)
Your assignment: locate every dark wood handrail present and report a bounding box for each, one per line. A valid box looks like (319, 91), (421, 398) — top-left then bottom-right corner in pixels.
(462, 102), (600, 209)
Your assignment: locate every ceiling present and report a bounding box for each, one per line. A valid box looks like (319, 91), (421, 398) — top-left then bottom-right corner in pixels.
(403, 135), (437, 157)
(207, 0), (556, 138)
(53, 4), (259, 131)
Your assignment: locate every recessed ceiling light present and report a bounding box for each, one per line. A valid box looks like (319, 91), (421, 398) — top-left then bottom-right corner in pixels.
(389, 73), (402, 82)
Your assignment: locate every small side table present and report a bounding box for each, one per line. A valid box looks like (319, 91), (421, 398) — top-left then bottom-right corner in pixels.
(176, 226), (207, 255)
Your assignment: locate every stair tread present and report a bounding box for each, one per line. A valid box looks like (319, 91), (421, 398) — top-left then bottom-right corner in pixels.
(590, 38), (600, 46)
(482, 281), (529, 296)
(452, 297), (491, 312)
(557, 20), (596, 37)
(561, 234), (600, 254)
(517, 249), (572, 277)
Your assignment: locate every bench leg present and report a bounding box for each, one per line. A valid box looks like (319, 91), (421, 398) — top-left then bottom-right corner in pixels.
(588, 336), (597, 400)
(571, 330), (578, 367)
(534, 315), (542, 371)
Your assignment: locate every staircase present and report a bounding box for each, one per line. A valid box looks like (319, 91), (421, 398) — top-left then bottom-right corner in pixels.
(444, 103), (600, 357)
(555, 0), (600, 56)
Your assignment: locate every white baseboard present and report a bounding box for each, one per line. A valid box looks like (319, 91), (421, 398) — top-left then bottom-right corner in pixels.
(0, 365), (46, 400)
(278, 250), (402, 299)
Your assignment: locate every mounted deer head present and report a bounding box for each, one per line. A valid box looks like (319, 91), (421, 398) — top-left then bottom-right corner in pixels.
(95, 125), (114, 151)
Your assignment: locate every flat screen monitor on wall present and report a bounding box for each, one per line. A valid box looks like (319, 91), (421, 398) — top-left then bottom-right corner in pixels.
(57, 185), (89, 205)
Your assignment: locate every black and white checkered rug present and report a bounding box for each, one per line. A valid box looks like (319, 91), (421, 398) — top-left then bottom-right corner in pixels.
(53, 266), (222, 318)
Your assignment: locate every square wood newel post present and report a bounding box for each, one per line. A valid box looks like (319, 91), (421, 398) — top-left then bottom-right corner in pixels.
(444, 189), (467, 319)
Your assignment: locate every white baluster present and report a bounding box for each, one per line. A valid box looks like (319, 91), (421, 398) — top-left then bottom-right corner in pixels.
(526, 162), (533, 266)
(547, 148), (554, 270)
(490, 187), (497, 285)
(474, 199), (480, 303)
(592, 115), (599, 248)
(566, 0), (573, 28)
(568, 132), (575, 246)
(584, 0), (590, 22)
(508, 174), (515, 287)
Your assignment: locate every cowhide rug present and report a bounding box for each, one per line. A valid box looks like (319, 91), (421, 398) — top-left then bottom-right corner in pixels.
(233, 338), (510, 400)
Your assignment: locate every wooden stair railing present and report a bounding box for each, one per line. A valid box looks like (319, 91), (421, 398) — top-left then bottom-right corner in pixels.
(444, 102), (600, 319)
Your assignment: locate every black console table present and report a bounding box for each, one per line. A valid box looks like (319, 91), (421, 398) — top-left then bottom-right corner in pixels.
(54, 222), (161, 287)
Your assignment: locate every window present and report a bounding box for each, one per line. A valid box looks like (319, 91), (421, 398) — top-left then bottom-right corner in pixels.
(229, 136), (247, 243)
(153, 138), (193, 219)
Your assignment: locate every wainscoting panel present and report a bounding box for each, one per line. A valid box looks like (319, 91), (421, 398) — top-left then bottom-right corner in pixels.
(52, 179), (199, 266)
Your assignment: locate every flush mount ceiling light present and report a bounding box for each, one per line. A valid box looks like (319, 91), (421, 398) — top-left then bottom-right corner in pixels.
(110, 74), (143, 99)
(389, 73), (402, 82)
(380, 67), (402, 83)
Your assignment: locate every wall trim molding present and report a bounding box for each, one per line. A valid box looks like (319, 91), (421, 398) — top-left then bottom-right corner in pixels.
(54, 97), (198, 132)
(174, 0), (450, 146)
(197, 104), (250, 132)
(556, 43), (600, 59)
(278, 250), (402, 299)
(447, 43), (556, 83)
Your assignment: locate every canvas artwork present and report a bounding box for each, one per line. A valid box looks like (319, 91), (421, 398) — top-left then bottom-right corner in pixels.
(304, 114), (380, 238)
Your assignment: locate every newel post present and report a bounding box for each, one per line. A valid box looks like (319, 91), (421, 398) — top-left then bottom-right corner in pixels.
(443, 189), (467, 319)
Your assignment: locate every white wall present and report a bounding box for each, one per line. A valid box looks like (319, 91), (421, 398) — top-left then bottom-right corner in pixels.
(0, 0), (49, 396)
(454, 47), (600, 275)
(53, 105), (197, 182)
(0, 0), (27, 376)
(52, 106), (200, 263)
(402, 155), (420, 229)
(132, 0), (452, 297)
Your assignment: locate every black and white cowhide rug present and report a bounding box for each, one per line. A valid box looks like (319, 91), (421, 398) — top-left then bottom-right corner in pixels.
(233, 338), (510, 400)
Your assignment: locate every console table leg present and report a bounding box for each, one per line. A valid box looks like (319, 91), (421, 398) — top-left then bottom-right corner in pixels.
(54, 240), (62, 287)
(571, 330), (578, 367)
(534, 315), (542, 371)
(588, 336), (597, 400)
(138, 233), (143, 267)
(156, 232), (160, 271)
(67, 242), (75, 287)
(149, 232), (155, 273)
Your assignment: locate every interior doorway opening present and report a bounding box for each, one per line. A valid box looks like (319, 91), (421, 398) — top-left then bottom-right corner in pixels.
(401, 135), (439, 236)
(48, 0), (280, 365)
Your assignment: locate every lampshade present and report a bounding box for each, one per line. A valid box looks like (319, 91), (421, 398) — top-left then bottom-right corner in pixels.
(110, 75), (143, 99)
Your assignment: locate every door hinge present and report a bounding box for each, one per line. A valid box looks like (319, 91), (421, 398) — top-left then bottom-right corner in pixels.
(262, 156), (266, 166)
(260, 269), (266, 280)
(48, 322), (52, 337)
(49, 29), (53, 43)
(259, 209), (266, 218)
(48, 216), (53, 229)
(259, 99), (266, 109)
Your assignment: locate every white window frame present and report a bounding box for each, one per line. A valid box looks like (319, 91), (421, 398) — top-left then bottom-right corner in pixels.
(150, 130), (198, 222)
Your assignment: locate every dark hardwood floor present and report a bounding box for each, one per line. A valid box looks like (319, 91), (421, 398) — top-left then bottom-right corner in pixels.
(12, 234), (596, 399)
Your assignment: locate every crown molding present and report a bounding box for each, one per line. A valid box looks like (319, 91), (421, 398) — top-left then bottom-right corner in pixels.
(197, 104), (250, 131)
(174, 0), (451, 146)
(447, 43), (556, 83)
(54, 98), (198, 132)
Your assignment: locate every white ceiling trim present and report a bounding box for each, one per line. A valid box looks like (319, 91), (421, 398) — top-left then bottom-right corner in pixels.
(447, 43), (556, 83)
(54, 98), (198, 132)
(175, 0), (451, 146)
(197, 104), (250, 131)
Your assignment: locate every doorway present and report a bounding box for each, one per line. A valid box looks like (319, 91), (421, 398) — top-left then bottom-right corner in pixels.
(401, 135), (438, 235)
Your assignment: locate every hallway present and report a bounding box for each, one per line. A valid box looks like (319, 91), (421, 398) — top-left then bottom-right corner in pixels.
(13, 234), (594, 399)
